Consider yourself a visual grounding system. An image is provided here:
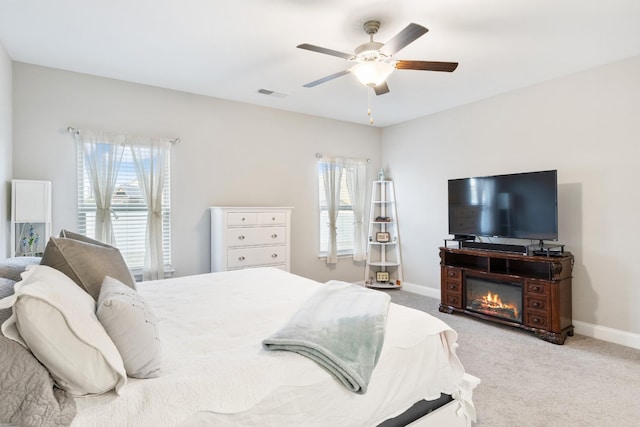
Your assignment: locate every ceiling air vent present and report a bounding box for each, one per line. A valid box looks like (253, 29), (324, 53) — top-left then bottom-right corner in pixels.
(258, 88), (288, 98)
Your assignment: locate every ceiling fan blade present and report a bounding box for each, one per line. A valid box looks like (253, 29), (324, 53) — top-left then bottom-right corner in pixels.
(394, 60), (459, 72)
(303, 70), (351, 88)
(374, 81), (390, 96)
(379, 23), (428, 56)
(297, 43), (354, 60)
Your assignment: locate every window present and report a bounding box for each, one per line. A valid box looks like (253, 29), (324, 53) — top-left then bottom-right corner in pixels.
(318, 169), (355, 255)
(317, 157), (367, 262)
(77, 143), (171, 272)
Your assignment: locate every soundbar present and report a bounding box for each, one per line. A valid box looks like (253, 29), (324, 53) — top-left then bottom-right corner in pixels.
(460, 241), (528, 255)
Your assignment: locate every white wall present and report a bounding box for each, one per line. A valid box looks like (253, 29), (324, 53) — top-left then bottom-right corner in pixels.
(382, 55), (640, 337)
(12, 56), (639, 341)
(11, 63), (382, 283)
(0, 42), (11, 259)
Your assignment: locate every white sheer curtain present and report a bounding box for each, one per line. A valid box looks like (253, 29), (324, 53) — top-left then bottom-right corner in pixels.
(131, 137), (171, 280)
(75, 130), (126, 245)
(345, 159), (368, 261)
(319, 159), (344, 264)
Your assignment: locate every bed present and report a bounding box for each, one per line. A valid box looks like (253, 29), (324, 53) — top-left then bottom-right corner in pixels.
(1, 260), (479, 426)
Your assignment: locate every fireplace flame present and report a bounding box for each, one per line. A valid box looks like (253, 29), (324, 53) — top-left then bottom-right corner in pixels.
(479, 291), (519, 319)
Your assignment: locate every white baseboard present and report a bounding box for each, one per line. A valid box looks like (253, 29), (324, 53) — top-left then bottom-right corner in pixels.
(401, 281), (441, 299)
(401, 283), (640, 351)
(573, 320), (640, 350)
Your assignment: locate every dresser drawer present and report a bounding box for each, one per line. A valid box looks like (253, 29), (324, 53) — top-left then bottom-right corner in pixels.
(444, 280), (461, 294)
(525, 281), (548, 296)
(525, 312), (549, 329)
(227, 246), (287, 268)
(258, 212), (287, 225)
(227, 212), (259, 226)
(525, 295), (548, 312)
(444, 293), (463, 309)
(443, 267), (462, 282)
(227, 227), (286, 247)
(227, 211), (288, 226)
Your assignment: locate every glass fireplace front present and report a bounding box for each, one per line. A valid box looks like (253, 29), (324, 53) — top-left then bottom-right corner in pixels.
(465, 276), (523, 323)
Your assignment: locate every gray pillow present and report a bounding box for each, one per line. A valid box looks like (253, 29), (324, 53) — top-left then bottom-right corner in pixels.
(97, 276), (162, 379)
(40, 236), (136, 300)
(0, 257), (41, 281)
(59, 229), (112, 248)
(0, 278), (16, 325)
(0, 278), (15, 296)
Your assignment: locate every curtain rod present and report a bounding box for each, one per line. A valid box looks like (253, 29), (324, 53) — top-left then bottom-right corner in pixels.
(67, 126), (180, 144)
(315, 152), (370, 163)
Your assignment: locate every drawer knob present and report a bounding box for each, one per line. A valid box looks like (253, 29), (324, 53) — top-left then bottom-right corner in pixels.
(238, 235), (245, 240)
(449, 284), (455, 290)
(272, 217), (276, 221)
(238, 256), (245, 261)
(533, 318), (539, 323)
(241, 217), (246, 221)
(532, 301), (540, 308)
(448, 271), (455, 277)
(271, 234), (278, 238)
(272, 253), (278, 258)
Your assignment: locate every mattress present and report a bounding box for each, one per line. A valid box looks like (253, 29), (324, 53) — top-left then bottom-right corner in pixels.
(71, 268), (467, 426)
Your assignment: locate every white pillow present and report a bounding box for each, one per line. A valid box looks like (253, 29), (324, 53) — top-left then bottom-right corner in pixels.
(0, 265), (127, 396)
(97, 276), (162, 379)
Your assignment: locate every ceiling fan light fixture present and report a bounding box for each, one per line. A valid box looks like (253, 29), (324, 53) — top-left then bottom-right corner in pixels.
(351, 61), (394, 87)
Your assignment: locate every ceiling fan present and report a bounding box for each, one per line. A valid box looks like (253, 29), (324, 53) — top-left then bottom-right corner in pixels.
(297, 20), (458, 95)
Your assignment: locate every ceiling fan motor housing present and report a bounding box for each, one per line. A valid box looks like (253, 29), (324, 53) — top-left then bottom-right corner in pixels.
(355, 41), (385, 60)
(355, 20), (386, 61)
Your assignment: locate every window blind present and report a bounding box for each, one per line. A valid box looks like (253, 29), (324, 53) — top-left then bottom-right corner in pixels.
(77, 143), (171, 271)
(318, 168), (355, 254)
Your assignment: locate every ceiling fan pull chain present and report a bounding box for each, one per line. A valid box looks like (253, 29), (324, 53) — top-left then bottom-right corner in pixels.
(368, 86), (374, 125)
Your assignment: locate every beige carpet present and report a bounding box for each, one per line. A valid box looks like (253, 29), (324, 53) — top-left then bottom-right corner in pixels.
(384, 289), (640, 427)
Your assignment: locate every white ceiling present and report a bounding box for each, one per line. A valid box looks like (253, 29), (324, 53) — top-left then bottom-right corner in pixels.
(1, 0), (640, 127)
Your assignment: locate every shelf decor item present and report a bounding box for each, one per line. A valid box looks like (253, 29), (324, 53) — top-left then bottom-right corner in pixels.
(19, 225), (40, 254)
(376, 271), (389, 282)
(375, 232), (390, 243)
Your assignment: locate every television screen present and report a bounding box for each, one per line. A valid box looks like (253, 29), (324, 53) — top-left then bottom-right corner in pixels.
(448, 170), (558, 241)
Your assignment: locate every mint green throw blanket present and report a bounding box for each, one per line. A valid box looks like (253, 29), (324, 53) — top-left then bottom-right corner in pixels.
(262, 280), (391, 394)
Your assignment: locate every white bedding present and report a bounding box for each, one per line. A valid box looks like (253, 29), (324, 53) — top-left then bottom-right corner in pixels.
(72, 268), (466, 427)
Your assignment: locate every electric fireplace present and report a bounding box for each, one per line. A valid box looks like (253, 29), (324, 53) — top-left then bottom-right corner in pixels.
(439, 247), (574, 344)
(465, 276), (522, 323)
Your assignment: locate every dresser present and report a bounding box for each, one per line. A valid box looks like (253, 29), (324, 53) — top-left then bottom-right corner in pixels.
(210, 207), (292, 272)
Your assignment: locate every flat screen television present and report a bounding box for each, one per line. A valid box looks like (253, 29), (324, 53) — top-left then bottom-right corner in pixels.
(448, 170), (558, 241)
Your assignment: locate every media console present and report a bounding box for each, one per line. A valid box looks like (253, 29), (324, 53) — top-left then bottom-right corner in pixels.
(439, 247), (574, 344)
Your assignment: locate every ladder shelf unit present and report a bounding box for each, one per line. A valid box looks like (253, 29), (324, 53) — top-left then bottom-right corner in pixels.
(365, 180), (403, 289)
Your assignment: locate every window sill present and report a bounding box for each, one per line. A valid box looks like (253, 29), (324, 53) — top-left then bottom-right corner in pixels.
(317, 253), (354, 261)
(132, 267), (175, 282)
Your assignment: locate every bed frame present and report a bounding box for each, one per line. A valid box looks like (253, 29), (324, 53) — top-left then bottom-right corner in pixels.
(382, 373), (480, 427)
(29, 266), (478, 426)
